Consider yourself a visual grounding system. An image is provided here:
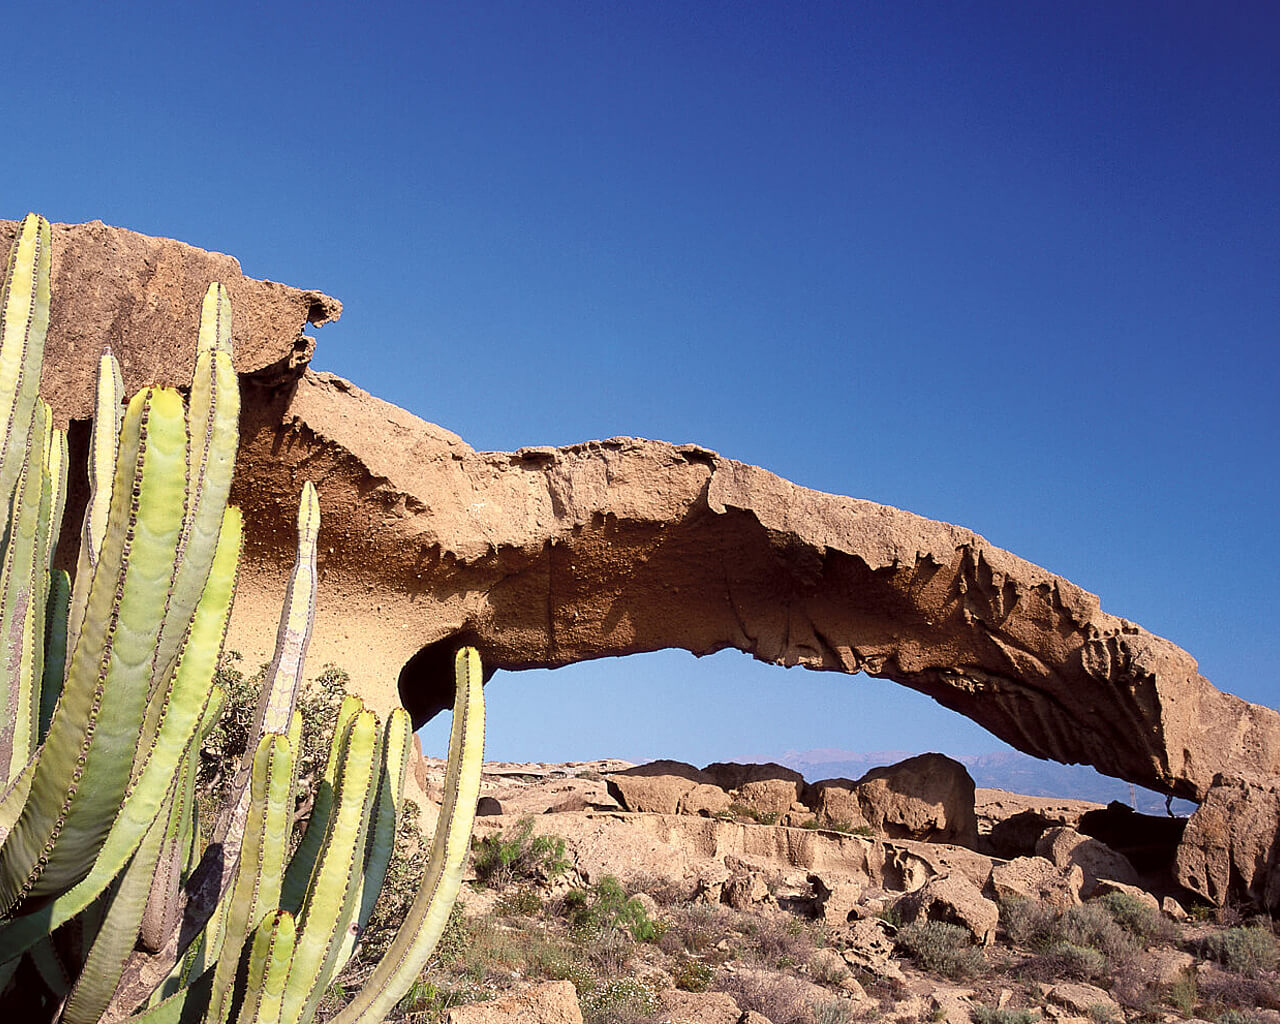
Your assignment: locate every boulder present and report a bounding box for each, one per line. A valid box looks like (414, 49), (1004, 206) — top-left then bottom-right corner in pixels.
(476, 797), (504, 816)
(445, 981), (582, 1023)
(678, 783), (733, 818)
(989, 856), (1083, 909)
(1092, 878), (1159, 911)
(892, 874), (998, 944)
(702, 762), (805, 818)
(850, 754), (979, 847)
(1175, 772), (1280, 908)
(838, 918), (905, 982)
(803, 779), (872, 832)
(1036, 827), (1141, 898)
(1046, 981), (1121, 1019)
(605, 761), (713, 815)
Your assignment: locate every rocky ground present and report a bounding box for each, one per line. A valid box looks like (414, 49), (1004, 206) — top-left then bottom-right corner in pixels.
(321, 755), (1280, 1024)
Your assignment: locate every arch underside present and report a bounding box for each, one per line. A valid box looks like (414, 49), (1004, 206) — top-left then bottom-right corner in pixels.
(231, 370), (1280, 806)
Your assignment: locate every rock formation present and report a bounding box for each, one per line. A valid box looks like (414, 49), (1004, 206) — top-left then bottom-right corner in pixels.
(12, 218), (1280, 907)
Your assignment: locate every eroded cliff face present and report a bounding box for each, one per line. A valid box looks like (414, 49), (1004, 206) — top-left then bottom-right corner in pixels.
(16, 217), (1280, 907)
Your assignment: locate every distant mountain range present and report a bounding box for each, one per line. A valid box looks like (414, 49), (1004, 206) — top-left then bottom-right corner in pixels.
(739, 747), (1196, 816)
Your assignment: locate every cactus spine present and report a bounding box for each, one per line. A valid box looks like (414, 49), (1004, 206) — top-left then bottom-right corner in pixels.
(0, 215), (487, 1022)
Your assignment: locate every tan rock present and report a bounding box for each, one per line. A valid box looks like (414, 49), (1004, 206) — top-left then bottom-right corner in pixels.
(29, 218), (1280, 908)
(804, 779), (872, 832)
(1047, 981), (1120, 1019)
(722, 871), (771, 909)
(1036, 827), (1140, 898)
(990, 856), (1083, 908)
(851, 754), (979, 847)
(838, 918), (904, 981)
(930, 986), (976, 1024)
(881, 838), (994, 893)
(703, 762), (805, 818)
(1092, 878), (1159, 910)
(654, 988), (741, 1024)
(1162, 895), (1188, 921)
(445, 980), (582, 1023)
(1175, 772), (1280, 907)
(605, 761), (713, 814)
(678, 783), (733, 818)
(893, 874), (999, 944)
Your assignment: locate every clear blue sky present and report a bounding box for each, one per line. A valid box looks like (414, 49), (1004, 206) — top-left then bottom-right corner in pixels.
(6, 3), (1278, 768)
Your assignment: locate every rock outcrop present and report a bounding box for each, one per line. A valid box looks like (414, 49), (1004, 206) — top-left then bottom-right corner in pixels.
(19, 218), (1280, 908)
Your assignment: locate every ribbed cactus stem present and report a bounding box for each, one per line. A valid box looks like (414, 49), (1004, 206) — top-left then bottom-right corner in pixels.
(329, 647), (486, 1024)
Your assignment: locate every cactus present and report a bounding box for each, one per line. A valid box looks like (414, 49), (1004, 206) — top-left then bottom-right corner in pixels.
(0, 214), (487, 1022)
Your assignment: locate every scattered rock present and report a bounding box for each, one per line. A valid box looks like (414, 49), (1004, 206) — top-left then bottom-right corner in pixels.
(1092, 878), (1159, 910)
(990, 856), (1083, 908)
(476, 796), (504, 816)
(893, 874), (998, 944)
(1138, 947), (1196, 986)
(930, 985), (976, 1024)
(445, 981), (583, 1023)
(837, 918), (904, 982)
(1162, 895), (1188, 921)
(1035, 827), (1140, 898)
(654, 988), (741, 1024)
(722, 871), (771, 910)
(1046, 981), (1121, 1018)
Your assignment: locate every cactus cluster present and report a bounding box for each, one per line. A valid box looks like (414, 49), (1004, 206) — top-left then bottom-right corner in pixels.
(0, 214), (486, 1023)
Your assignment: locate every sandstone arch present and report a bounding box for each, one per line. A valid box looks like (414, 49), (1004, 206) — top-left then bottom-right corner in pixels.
(11, 218), (1280, 906)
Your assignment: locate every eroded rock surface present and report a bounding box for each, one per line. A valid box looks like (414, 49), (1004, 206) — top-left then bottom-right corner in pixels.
(28, 219), (1280, 907)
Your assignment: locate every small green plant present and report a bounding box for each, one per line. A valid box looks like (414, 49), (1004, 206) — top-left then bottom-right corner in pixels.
(672, 956), (713, 992)
(971, 1008), (1037, 1024)
(1196, 925), (1280, 977)
(1031, 940), (1108, 980)
(473, 817), (571, 888)
(895, 919), (984, 980)
(563, 875), (665, 943)
(496, 887), (543, 916)
(578, 976), (658, 1024)
(1094, 891), (1176, 943)
(796, 818), (873, 837)
(1165, 968), (1198, 1015)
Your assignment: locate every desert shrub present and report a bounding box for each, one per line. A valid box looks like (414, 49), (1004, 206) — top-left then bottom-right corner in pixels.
(1094, 891), (1177, 943)
(1061, 902), (1139, 961)
(742, 911), (823, 969)
(199, 655), (348, 843)
(999, 897), (1060, 949)
(495, 887), (543, 917)
(661, 902), (737, 955)
(1196, 925), (1280, 977)
(473, 817), (570, 888)
(713, 970), (816, 1024)
(895, 920), (984, 980)
(672, 957), (713, 992)
(577, 977), (658, 1024)
(1024, 940), (1109, 981)
(627, 871), (695, 907)
(562, 875), (664, 943)
(796, 819), (873, 837)
(971, 1009), (1037, 1024)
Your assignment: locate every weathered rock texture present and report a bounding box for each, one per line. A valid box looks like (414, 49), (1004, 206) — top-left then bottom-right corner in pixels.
(20, 218), (1280, 906)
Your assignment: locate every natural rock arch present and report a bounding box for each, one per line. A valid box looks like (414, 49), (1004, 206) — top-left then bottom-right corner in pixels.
(10, 217), (1280, 906)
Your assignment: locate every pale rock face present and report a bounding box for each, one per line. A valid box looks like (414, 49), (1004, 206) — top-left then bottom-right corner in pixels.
(833, 752), (979, 846)
(1174, 772), (1280, 908)
(24, 216), (1280, 909)
(1035, 826), (1142, 899)
(443, 980), (583, 1023)
(989, 856), (1084, 909)
(892, 873), (999, 944)
(703, 762), (806, 818)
